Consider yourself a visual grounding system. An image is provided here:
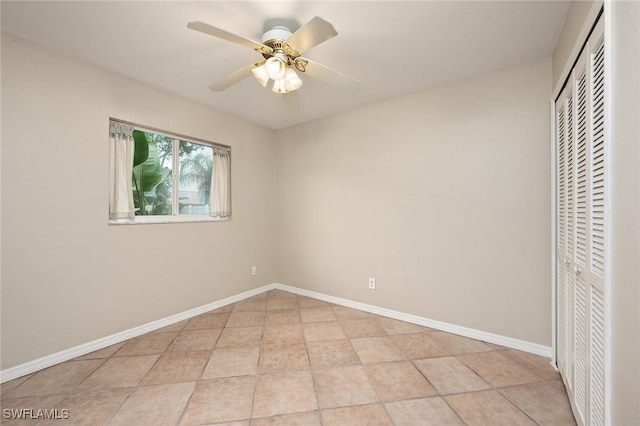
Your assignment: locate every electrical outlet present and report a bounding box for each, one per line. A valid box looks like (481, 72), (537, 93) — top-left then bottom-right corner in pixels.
(251, 266), (257, 276)
(368, 277), (376, 290)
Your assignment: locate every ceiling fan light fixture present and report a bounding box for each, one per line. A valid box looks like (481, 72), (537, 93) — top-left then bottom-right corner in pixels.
(189, 17), (362, 94)
(272, 78), (288, 94)
(251, 63), (269, 87)
(266, 55), (287, 80)
(284, 68), (302, 92)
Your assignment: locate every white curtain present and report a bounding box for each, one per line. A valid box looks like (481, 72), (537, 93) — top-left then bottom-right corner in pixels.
(210, 148), (231, 218)
(109, 121), (135, 219)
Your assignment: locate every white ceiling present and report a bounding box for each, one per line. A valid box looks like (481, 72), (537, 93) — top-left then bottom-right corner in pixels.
(1, 1), (569, 130)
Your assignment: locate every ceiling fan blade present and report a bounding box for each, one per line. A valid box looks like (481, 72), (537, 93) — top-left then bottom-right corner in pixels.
(188, 21), (272, 54)
(286, 16), (337, 54)
(208, 64), (255, 92)
(302, 58), (363, 93)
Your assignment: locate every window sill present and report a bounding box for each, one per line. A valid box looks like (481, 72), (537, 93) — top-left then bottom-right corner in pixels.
(109, 215), (230, 225)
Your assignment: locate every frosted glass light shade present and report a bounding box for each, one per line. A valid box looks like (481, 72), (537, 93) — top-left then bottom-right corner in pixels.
(251, 64), (269, 87)
(272, 78), (288, 94)
(284, 68), (302, 91)
(266, 57), (286, 80)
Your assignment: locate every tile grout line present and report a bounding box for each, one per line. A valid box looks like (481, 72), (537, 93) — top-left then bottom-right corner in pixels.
(450, 349), (556, 425)
(178, 311), (227, 425)
(248, 322), (263, 423)
(233, 296), (263, 424)
(111, 313), (193, 425)
(439, 393), (470, 426)
(302, 310), (324, 426)
(358, 354), (395, 424)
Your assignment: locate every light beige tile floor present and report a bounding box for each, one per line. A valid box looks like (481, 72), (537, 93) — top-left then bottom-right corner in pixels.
(0, 290), (576, 425)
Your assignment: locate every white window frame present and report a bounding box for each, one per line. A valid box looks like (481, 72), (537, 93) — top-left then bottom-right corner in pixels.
(108, 118), (231, 225)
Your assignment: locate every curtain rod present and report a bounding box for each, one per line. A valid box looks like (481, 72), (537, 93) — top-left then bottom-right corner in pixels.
(110, 117), (231, 151)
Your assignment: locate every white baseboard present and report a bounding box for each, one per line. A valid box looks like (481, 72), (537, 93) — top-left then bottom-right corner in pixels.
(0, 284), (277, 383)
(1, 281), (551, 383)
(273, 283), (552, 358)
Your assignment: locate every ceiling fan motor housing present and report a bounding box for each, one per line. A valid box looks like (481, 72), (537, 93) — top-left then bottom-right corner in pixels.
(261, 25), (293, 45)
(260, 25), (301, 67)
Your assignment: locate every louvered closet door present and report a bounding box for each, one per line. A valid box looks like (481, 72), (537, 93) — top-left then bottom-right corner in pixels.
(554, 15), (606, 426)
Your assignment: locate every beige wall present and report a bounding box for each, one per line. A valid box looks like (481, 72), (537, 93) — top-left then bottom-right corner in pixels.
(609, 1), (640, 423)
(276, 57), (553, 346)
(0, 35), (276, 369)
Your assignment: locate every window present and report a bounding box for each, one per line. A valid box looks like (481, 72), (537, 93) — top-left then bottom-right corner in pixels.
(109, 119), (230, 224)
(131, 131), (214, 216)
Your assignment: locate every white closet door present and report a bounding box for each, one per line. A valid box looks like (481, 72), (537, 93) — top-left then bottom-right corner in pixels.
(587, 21), (606, 426)
(554, 14), (606, 426)
(556, 94), (567, 377)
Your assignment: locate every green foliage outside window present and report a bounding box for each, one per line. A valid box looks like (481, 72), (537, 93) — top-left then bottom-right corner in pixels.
(132, 130), (212, 216)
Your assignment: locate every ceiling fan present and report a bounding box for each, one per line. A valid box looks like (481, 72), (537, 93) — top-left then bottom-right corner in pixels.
(187, 17), (362, 94)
